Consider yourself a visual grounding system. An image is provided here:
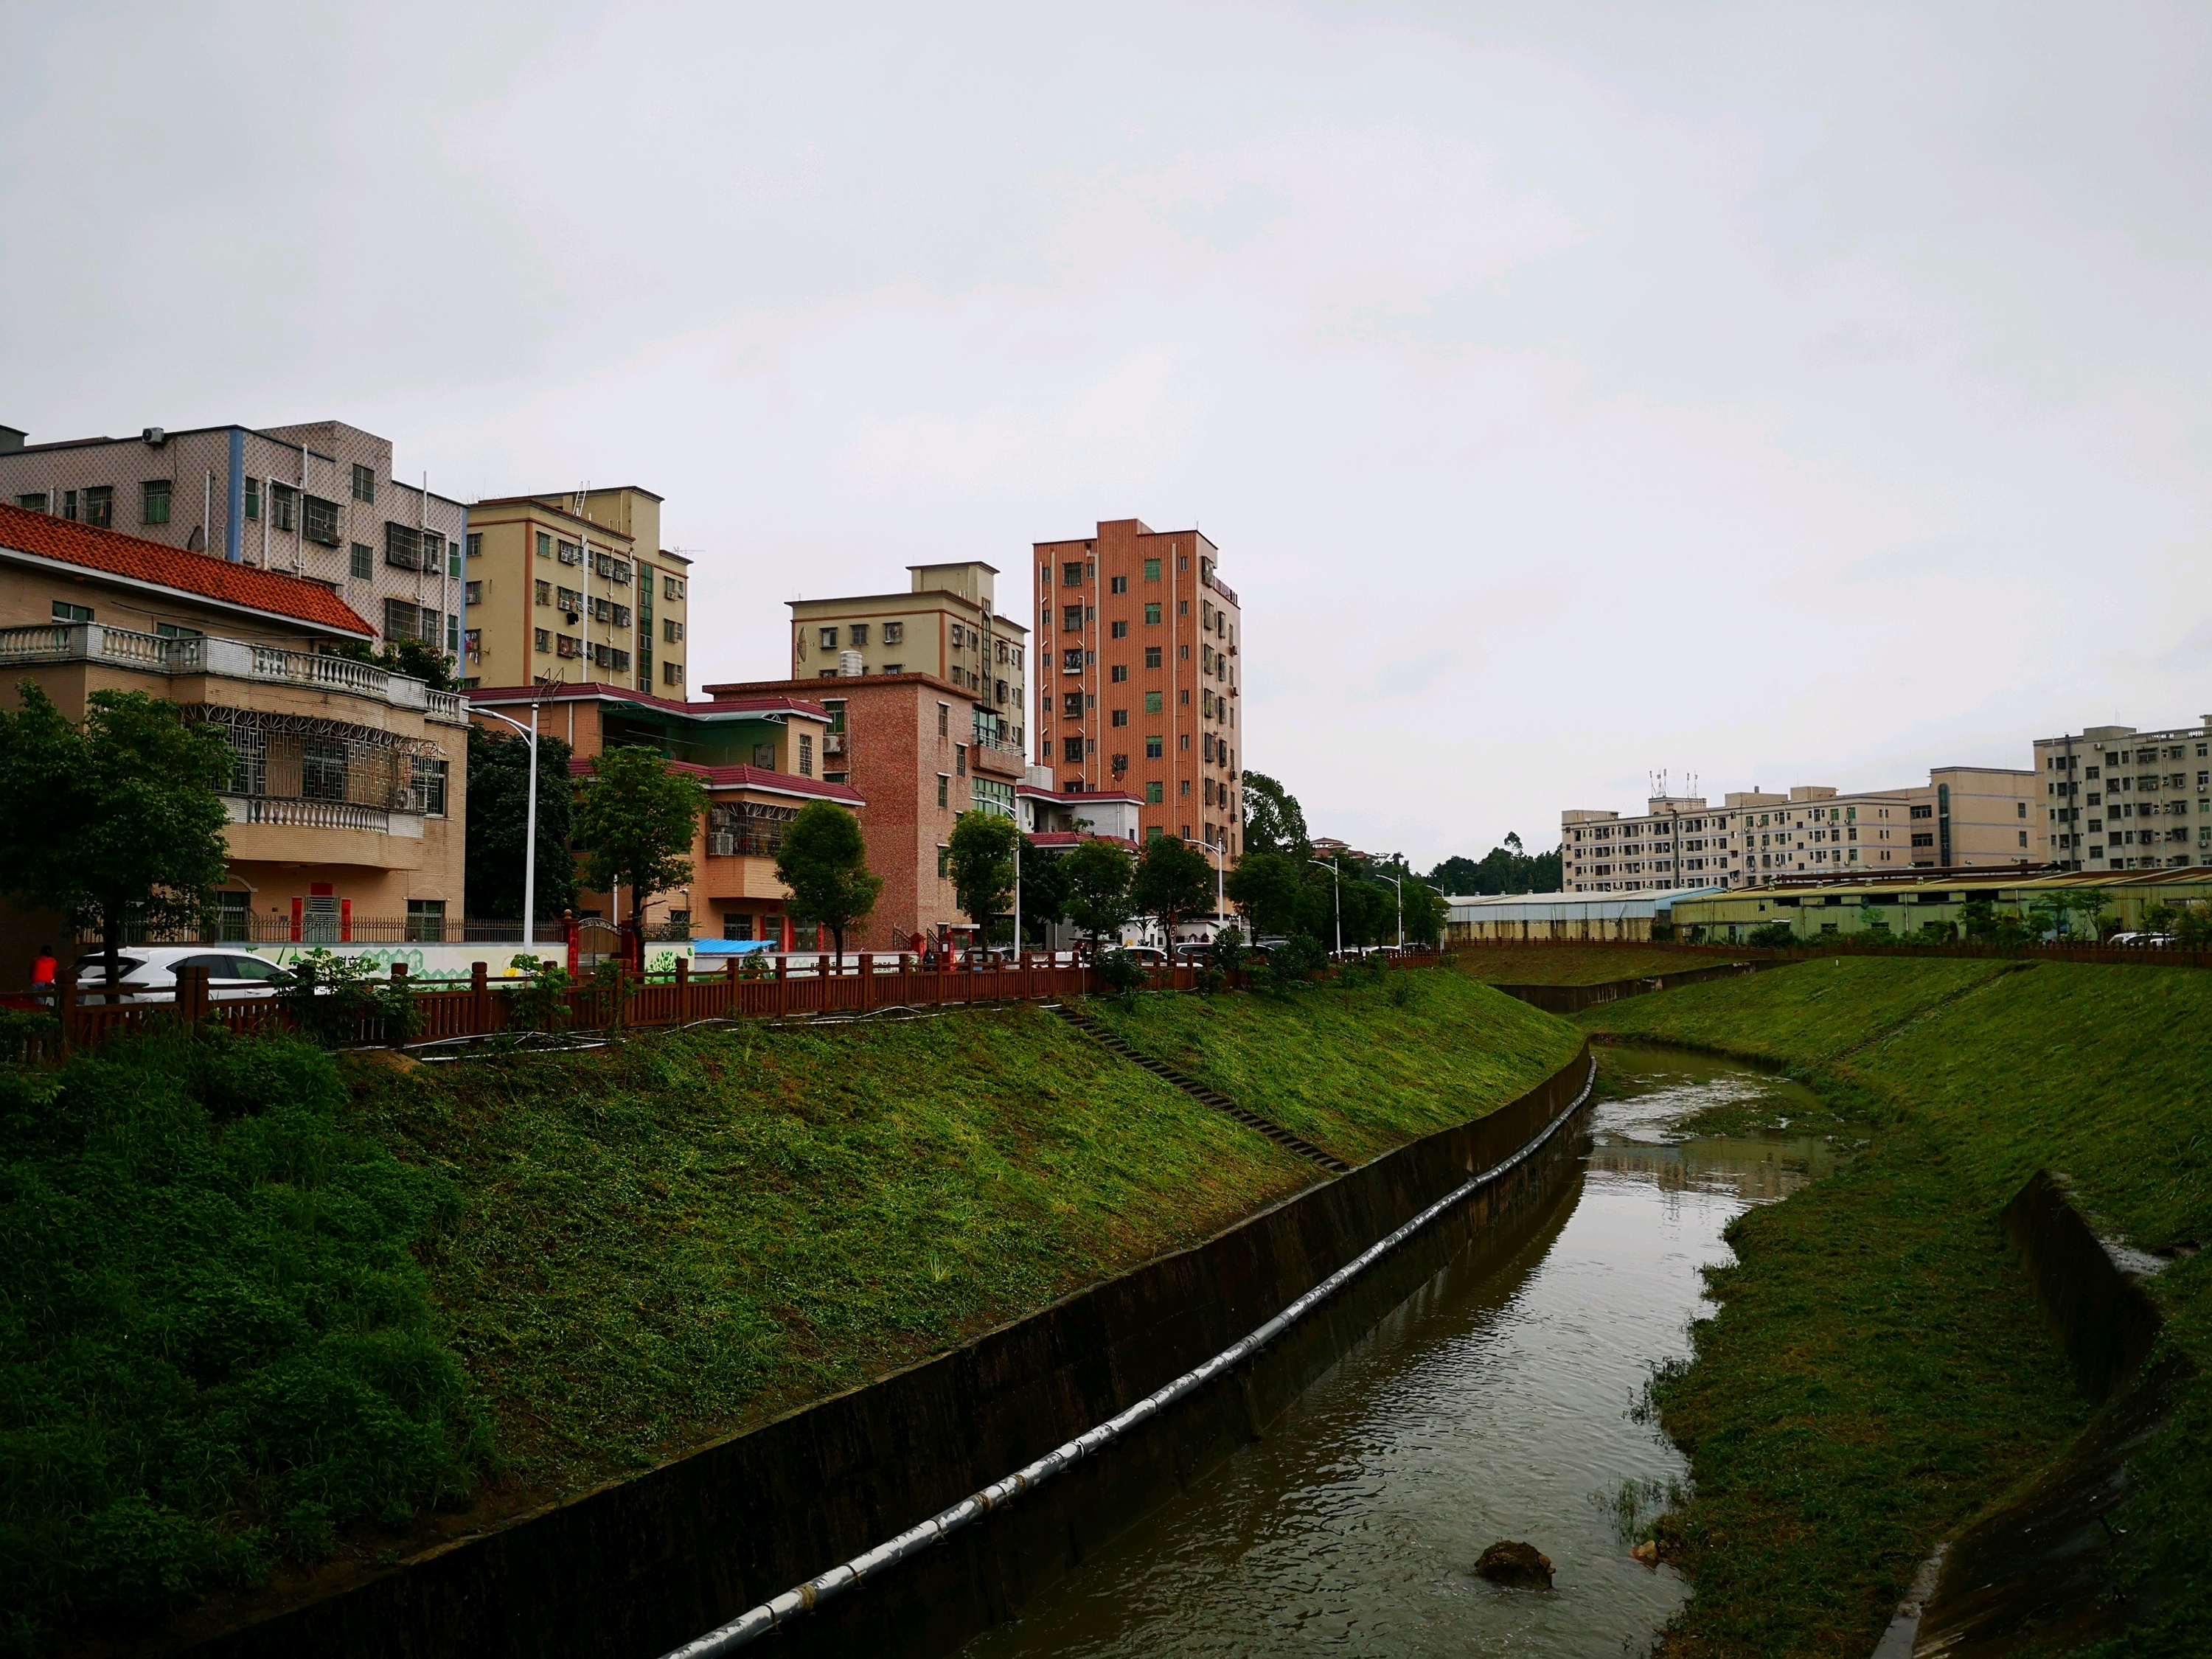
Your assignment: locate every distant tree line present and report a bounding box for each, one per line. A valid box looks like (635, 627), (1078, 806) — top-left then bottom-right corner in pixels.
(1425, 832), (1562, 897)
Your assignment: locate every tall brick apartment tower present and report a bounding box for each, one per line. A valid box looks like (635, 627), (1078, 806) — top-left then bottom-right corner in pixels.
(1032, 519), (1244, 855)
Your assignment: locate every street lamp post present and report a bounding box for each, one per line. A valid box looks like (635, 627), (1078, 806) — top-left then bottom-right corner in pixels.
(1184, 834), (1226, 933)
(1308, 856), (1342, 959)
(1375, 869), (1403, 949)
(472, 700), (543, 948)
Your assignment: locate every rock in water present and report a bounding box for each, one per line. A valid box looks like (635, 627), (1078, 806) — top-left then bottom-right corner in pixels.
(1630, 1540), (1660, 1567)
(1475, 1540), (1554, 1588)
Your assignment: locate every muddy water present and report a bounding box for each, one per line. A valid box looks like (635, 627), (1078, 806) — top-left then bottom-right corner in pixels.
(963, 1047), (1834, 1659)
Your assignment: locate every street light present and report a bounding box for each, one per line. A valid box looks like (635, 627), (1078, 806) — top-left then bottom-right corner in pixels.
(1308, 856), (1343, 959)
(1183, 834), (1226, 933)
(471, 700), (543, 948)
(1374, 868), (1403, 949)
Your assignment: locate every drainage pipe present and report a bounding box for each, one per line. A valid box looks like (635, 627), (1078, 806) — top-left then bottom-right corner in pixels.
(661, 1053), (1598, 1658)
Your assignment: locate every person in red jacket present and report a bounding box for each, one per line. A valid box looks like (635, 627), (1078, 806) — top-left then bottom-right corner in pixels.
(30, 945), (58, 1005)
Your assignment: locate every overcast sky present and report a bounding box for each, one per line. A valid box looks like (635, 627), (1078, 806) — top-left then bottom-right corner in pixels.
(4, 1), (2208, 867)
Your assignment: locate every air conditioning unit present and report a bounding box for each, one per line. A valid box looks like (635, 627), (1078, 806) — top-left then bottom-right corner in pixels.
(824, 733), (846, 756)
(710, 832), (736, 856)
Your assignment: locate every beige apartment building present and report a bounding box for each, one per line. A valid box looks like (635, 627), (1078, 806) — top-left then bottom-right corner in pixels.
(459, 486), (691, 694)
(2034, 717), (2212, 873)
(0, 420), (465, 651)
(1564, 768), (2040, 893)
(787, 563), (1028, 748)
(0, 501), (468, 981)
(1032, 518), (1245, 852)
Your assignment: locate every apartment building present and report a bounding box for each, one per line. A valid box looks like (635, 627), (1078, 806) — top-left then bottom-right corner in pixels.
(1032, 518), (1243, 853)
(467, 681), (849, 947)
(0, 420), (465, 651)
(0, 501), (468, 980)
(460, 487), (692, 695)
(703, 670), (1013, 951)
(1564, 768), (2039, 893)
(2033, 717), (2212, 872)
(787, 562), (1027, 745)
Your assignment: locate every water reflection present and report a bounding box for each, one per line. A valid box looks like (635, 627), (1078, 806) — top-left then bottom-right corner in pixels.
(961, 1046), (1832, 1659)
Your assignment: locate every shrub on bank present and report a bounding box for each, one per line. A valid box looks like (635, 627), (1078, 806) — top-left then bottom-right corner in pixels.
(0, 1030), (484, 1646)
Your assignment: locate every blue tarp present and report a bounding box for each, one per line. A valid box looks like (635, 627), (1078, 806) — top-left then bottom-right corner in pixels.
(690, 939), (778, 955)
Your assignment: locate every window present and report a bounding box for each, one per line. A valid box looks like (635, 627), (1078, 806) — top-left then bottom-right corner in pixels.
(301, 738), (349, 801)
(2017, 801), (2028, 818)
(1110, 575), (1128, 594)
(535, 628), (552, 653)
(883, 662), (902, 674)
(938, 702), (950, 737)
(1145, 690), (1163, 713)
(557, 633), (578, 658)
(664, 574), (686, 601)
(557, 540), (582, 566)
(1110, 709), (1129, 727)
(848, 623), (869, 647)
(956, 744), (967, 776)
(1146, 781), (1164, 804)
(155, 622), (201, 640)
(382, 598), (442, 644)
(403, 899), (447, 942)
(663, 661), (684, 686)
(350, 463), (375, 503)
(447, 540), (461, 578)
(533, 579), (552, 607)
(537, 532), (553, 558)
(466, 532), (483, 559)
(882, 620), (902, 644)
(938, 847), (951, 880)
(16, 493), (47, 512)
(819, 627), (839, 650)
(1110, 619), (1129, 639)
(664, 618), (684, 642)
(1062, 737), (1084, 762)
(1179, 599), (1189, 615)
(1144, 557), (1161, 582)
(1062, 561), (1084, 587)
(1144, 603), (1161, 625)
(611, 605), (631, 630)
(1062, 691), (1083, 717)
(1910, 832), (1934, 847)
(82, 486), (113, 528)
(936, 773), (950, 808)
(1062, 605), (1084, 630)
(1145, 647), (1162, 669)
(141, 479), (172, 524)
(302, 495), (340, 545)
(1110, 664), (1129, 683)
(52, 601), (94, 624)
(410, 757), (450, 816)
(351, 542), (374, 579)
(1146, 735), (1164, 759)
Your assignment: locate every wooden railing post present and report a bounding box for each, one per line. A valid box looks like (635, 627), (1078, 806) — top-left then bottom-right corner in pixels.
(470, 961), (489, 1036)
(178, 963), (211, 1026)
(675, 954), (690, 1021)
(858, 953), (874, 1012)
(57, 967), (77, 1055)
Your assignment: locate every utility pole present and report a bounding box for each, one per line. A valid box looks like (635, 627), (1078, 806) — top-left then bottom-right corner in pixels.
(1309, 856), (1342, 958)
(473, 700), (544, 947)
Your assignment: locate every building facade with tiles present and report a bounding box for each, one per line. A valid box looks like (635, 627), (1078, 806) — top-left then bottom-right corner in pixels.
(459, 487), (691, 697)
(1030, 518), (1243, 854)
(0, 501), (470, 982)
(2033, 717), (2212, 873)
(0, 420), (465, 652)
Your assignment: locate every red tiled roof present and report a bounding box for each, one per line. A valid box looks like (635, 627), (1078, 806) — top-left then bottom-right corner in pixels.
(0, 500), (373, 636)
(563, 756), (864, 805)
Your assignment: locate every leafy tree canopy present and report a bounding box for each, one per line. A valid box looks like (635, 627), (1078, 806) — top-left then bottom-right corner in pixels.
(773, 799), (883, 957)
(1241, 771), (1310, 860)
(572, 746), (708, 934)
(946, 811), (1019, 930)
(1427, 832), (1562, 897)
(1018, 843), (1072, 945)
(0, 685), (232, 981)
(1132, 835), (1217, 938)
(1061, 837), (1135, 944)
(464, 724), (577, 922)
(1223, 850), (1305, 938)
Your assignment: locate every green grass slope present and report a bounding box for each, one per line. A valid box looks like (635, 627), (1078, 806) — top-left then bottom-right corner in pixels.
(1089, 969), (1585, 1165)
(1579, 959), (2212, 1659)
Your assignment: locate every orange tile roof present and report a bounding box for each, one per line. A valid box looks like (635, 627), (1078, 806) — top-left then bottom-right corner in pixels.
(0, 501), (373, 637)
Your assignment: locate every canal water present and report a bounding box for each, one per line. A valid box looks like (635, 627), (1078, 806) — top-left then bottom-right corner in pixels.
(964, 1047), (1834, 1659)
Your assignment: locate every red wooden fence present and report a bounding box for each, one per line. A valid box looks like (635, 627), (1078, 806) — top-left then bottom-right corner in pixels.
(38, 950), (1450, 1055)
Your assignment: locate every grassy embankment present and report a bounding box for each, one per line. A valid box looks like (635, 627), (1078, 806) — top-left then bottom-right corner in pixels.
(4, 975), (1580, 1652)
(1089, 967), (1585, 1166)
(1453, 942), (1724, 984)
(1579, 957), (2212, 1658)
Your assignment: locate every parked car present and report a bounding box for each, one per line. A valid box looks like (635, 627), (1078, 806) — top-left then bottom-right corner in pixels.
(1172, 941), (1214, 963)
(2107, 931), (2178, 948)
(73, 947), (288, 1003)
(1118, 946), (1169, 969)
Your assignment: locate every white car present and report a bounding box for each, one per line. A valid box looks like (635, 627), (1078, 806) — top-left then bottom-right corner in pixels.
(74, 947), (289, 1002)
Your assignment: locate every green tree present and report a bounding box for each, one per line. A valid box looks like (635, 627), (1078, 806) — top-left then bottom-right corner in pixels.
(1133, 834), (1217, 945)
(334, 636), (456, 692)
(1224, 850), (1304, 938)
(572, 746), (709, 943)
(1018, 843), (1072, 946)
(1400, 880), (1449, 947)
(1061, 837), (1135, 947)
(1427, 832), (1562, 897)
(1241, 771), (1310, 860)
(773, 799), (883, 957)
(947, 810), (1019, 935)
(0, 686), (232, 985)
(464, 725), (577, 922)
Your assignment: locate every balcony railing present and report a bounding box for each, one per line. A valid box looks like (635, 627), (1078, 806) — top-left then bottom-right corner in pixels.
(232, 797), (393, 833)
(0, 623), (468, 724)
